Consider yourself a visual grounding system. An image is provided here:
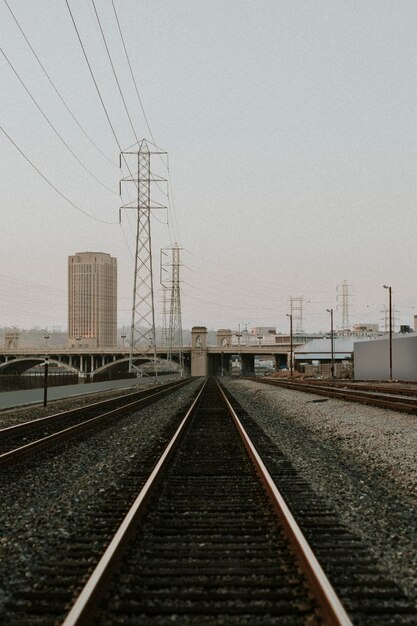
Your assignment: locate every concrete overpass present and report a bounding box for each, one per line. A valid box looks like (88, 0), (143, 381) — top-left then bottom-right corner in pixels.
(0, 327), (293, 379)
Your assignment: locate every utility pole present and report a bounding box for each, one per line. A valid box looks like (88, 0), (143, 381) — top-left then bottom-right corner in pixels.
(326, 308), (335, 379)
(120, 139), (166, 379)
(383, 285), (393, 381)
(286, 313), (293, 376)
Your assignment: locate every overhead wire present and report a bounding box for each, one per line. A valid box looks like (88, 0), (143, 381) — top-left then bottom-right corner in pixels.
(1, 126), (117, 224)
(65, 0), (129, 166)
(90, 0), (138, 144)
(111, 0), (181, 245)
(1, 48), (118, 195)
(3, 0), (119, 168)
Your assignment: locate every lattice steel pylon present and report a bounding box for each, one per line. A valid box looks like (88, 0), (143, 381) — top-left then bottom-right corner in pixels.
(119, 139), (166, 377)
(337, 280), (352, 331)
(290, 296), (304, 333)
(160, 286), (170, 350)
(160, 243), (183, 371)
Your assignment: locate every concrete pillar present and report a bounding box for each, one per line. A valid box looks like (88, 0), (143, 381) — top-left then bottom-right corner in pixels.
(217, 329), (232, 348)
(191, 326), (208, 377)
(241, 354), (255, 376)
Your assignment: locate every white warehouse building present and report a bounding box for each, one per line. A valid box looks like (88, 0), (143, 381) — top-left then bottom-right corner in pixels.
(354, 333), (417, 381)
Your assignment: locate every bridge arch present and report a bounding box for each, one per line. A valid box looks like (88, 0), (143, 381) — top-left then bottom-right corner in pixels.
(0, 358), (80, 376)
(92, 356), (183, 381)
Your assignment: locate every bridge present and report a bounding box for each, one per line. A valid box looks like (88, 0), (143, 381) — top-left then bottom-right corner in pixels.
(0, 327), (293, 380)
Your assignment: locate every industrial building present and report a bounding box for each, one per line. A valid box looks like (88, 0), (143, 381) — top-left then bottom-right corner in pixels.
(354, 333), (417, 381)
(68, 252), (117, 348)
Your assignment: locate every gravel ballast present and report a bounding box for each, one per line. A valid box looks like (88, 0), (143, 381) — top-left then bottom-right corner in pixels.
(0, 379), (202, 622)
(222, 378), (417, 601)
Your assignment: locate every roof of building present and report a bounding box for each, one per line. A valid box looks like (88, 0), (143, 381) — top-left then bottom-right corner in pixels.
(294, 337), (369, 360)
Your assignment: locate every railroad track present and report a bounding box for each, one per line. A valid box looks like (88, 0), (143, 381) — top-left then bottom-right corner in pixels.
(251, 377), (417, 413)
(3, 378), (416, 624)
(61, 376), (351, 625)
(0, 378), (191, 466)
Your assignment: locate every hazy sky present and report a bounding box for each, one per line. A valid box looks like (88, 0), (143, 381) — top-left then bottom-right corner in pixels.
(1, 0), (417, 334)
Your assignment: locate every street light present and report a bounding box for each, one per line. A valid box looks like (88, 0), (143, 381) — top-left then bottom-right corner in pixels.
(44, 331), (50, 356)
(236, 329), (242, 375)
(121, 327), (126, 350)
(326, 308), (335, 379)
(383, 285), (393, 381)
(286, 314), (293, 376)
(43, 356), (49, 407)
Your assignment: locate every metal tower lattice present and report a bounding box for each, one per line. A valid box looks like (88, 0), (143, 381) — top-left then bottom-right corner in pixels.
(161, 243), (183, 368)
(337, 280), (352, 331)
(290, 296), (304, 333)
(120, 139), (166, 376)
(160, 286), (170, 350)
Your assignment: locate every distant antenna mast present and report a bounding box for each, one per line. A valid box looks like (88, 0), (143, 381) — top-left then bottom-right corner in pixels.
(290, 296), (304, 333)
(337, 280), (351, 331)
(119, 138), (167, 377)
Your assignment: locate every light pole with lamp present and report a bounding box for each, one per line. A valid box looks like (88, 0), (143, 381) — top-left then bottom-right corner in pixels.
(286, 313), (293, 376)
(326, 308), (335, 378)
(383, 285), (393, 381)
(236, 327), (242, 375)
(43, 330), (50, 407)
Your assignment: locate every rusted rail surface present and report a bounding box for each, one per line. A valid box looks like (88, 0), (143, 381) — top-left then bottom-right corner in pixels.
(63, 378), (352, 626)
(0, 378), (192, 466)
(251, 377), (417, 413)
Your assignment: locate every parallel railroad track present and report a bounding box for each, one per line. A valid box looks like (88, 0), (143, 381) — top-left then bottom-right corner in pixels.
(0, 378), (192, 466)
(251, 377), (417, 413)
(3, 378), (416, 624)
(62, 376), (351, 625)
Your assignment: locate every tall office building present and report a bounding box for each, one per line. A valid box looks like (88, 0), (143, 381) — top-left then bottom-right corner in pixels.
(68, 252), (117, 348)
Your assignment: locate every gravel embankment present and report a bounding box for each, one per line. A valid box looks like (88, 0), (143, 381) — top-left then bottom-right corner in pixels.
(222, 378), (417, 600)
(0, 379), (202, 620)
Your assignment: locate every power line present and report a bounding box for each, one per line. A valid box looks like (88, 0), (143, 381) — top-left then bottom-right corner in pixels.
(65, 0), (125, 158)
(111, 0), (181, 245)
(110, 0), (155, 144)
(1, 48), (117, 195)
(1, 126), (117, 224)
(91, 0), (138, 144)
(3, 0), (118, 168)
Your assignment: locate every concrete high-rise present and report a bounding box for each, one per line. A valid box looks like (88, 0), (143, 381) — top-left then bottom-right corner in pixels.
(68, 252), (117, 348)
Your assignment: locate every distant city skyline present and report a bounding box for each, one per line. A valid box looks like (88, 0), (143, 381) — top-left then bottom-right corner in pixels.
(2, 1), (417, 333)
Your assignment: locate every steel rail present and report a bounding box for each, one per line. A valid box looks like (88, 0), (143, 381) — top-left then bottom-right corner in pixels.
(61, 379), (207, 626)
(0, 379), (192, 467)
(254, 378), (417, 413)
(217, 381), (353, 626)
(0, 379), (187, 441)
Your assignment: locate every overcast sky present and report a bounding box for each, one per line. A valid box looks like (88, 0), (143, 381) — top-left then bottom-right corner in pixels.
(1, 0), (417, 335)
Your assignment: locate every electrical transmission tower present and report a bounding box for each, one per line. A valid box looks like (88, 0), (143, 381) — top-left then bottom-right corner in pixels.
(120, 139), (166, 377)
(161, 243), (183, 371)
(337, 280), (352, 331)
(160, 286), (170, 350)
(381, 305), (398, 333)
(290, 296), (304, 333)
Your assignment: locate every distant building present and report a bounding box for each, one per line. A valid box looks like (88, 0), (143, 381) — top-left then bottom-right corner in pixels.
(351, 323), (379, 337)
(68, 252), (117, 348)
